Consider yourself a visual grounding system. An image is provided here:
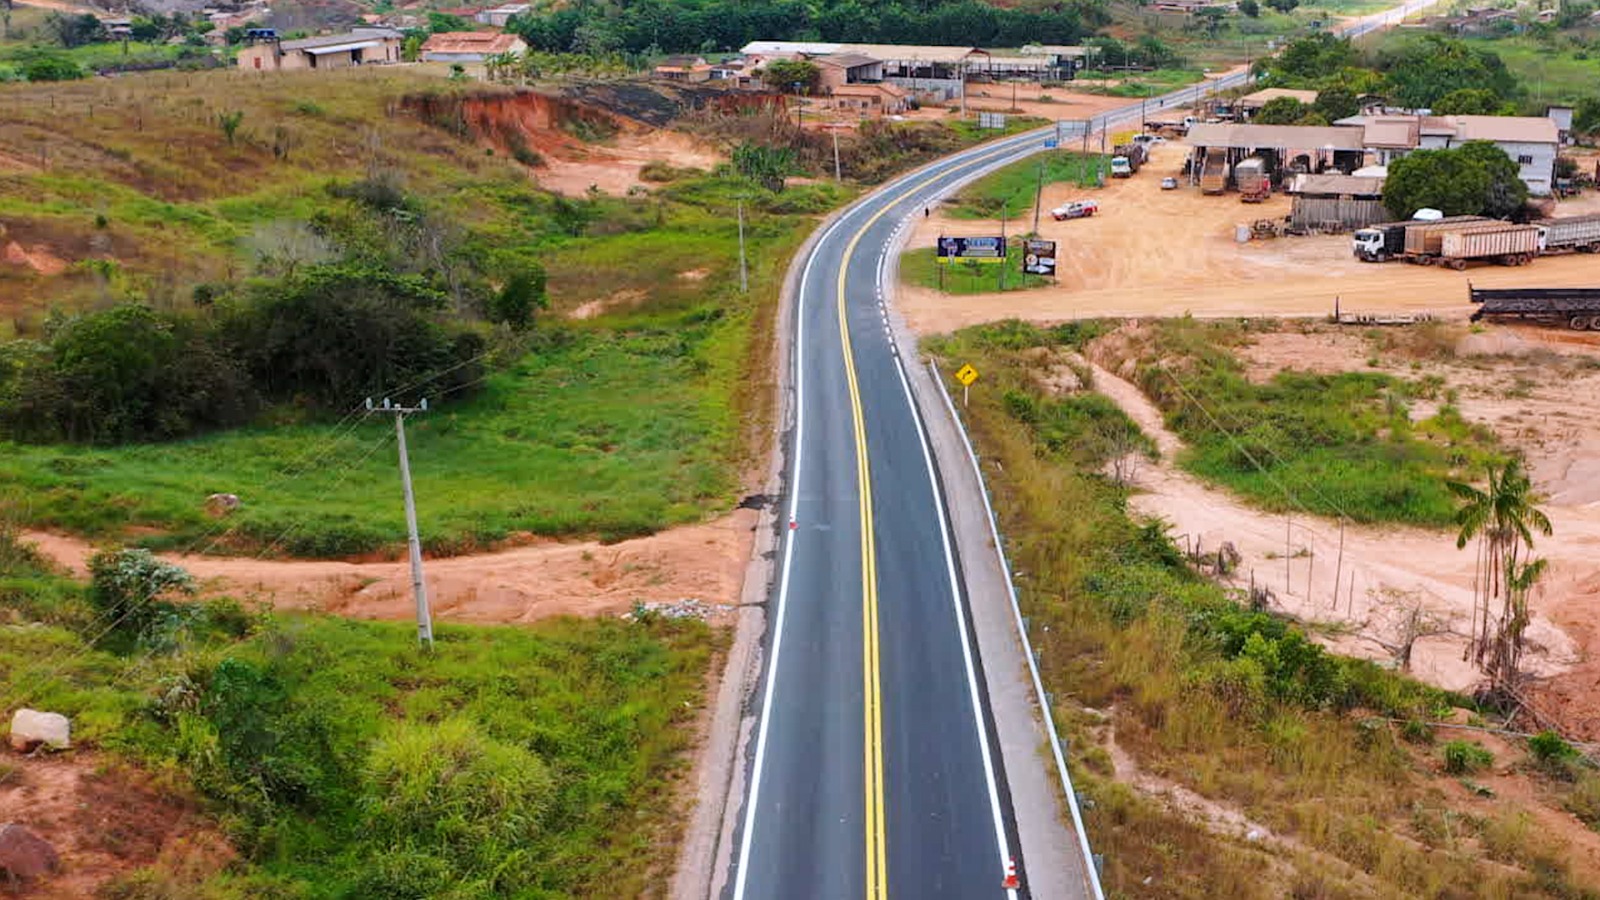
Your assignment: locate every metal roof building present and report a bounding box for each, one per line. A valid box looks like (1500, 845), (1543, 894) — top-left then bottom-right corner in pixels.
(1186, 123), (1369, 151)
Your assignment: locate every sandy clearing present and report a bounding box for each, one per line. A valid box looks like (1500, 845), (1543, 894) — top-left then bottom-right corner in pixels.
(903, 139), (1600, 332)
(1079, 338), (1584, 694)
(538, 129), (720, 197)
(22, 510), (757, 626)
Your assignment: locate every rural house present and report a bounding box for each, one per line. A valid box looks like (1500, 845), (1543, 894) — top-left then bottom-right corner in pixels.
(1237, 88), (1320, 120)
(236, 28), (402, 71)
(474, 4), (529, 26)
(420, 31), (528, 64)
(813, 53), (884, 92)
(1339, 113), (1561, 195)
(653, 55), (713, 83)
(825, 82), (909, 116)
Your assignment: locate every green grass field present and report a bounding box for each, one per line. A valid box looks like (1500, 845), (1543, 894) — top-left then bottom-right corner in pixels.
(900, 246), (1051, 294)
(926, 318), (1596, 899)
(1127, 319), (1504, 527)
(945, 151), (1107, 219)
(0, 533), (719, 897)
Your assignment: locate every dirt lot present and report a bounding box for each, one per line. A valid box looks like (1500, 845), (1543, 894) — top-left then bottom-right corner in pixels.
(537, 128), (721, 197)
(22, 511), (756, 627)
(901, 139), (1600, 331)
(1077, 321), (1600, 728)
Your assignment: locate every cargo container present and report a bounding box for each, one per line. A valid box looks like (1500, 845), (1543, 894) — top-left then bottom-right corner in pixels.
(1434, 223), (1541, 269)
(1401, 217), (1492, 261)
(1200, 148), (1227, 195)
(1353, 216), (1484, 262)
(1537, 214), (1600, 254)
(1235, 157), (1270, 203)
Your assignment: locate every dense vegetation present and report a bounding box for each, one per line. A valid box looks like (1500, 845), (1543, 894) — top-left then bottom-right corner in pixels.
(1119, 319), (1504, 527)
(0, 529), (718, 896)
(928, 319), (1600, 899)
(1384, 140), (1529, 219)
(505, 0), (1107, 54)
(1257, 32), (1519, 110)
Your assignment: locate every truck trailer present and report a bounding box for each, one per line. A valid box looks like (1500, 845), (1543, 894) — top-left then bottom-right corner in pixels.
(1234, 157), (1270, 203)
(1434, 223), (1540, 269)
(1200, 148), (1228, 194)
(1469, 286), (1600, 330)
(1537, 214), (1600, 255)
(1401, 217), (1495, 264)
(1352, 216), (1485, 262)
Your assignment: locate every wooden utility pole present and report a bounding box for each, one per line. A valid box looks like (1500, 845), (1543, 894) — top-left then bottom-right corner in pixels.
(369, 397), (434, 647)
(831, 127), (842, 182)
(999, 200), (1008, 291)
(737, 200), (749, 293)
(1031, 158), (1045, 234)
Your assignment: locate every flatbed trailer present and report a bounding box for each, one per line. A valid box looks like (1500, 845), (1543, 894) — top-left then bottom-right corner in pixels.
(1468, 286), (1600, 330)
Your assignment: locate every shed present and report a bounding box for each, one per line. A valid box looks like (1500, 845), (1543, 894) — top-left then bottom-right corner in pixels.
(1288, 173), (1386, 232)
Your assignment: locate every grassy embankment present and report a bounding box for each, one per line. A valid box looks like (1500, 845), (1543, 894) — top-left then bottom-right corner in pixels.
(1118, 318), (1504, 527)
(0, 69), (844, 555)
(1362, 28), (1600, 106)
(928, 319), (1600, 899)
(0, 528), (718, 897)
(1070, 67), (1207, 98)
(901, 151), (1099, 294)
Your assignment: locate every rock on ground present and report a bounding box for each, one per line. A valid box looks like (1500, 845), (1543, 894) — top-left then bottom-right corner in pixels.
(8, 710), (70, 753)
(0, 823), (61, 884)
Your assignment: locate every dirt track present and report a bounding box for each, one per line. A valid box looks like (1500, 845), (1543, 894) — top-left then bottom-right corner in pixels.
(903, 140), (1600, 331)
(23, 511), (755, 625)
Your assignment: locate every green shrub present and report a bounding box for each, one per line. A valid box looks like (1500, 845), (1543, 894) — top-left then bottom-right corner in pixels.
(86, 548), (196, 650)
(1528, 730), (1579, 765)
(1441, 739), (1494, 775)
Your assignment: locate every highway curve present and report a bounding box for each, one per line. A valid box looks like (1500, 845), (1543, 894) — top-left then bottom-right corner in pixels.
(725, 5), (1438, 896)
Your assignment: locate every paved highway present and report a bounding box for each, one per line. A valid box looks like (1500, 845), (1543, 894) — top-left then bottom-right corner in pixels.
(725, 5), (1440, 897)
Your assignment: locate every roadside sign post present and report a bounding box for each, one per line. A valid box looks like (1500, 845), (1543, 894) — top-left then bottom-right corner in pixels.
(954, 363), (979, 407)
(1022, 238), (1057, 281)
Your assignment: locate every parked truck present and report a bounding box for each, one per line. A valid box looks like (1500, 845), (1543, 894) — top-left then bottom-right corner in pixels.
(1234, 157), (1270, 203)
(1537, 214), (1600, 254)
(1432, 223), (1540, 269)
(1200, 148), (1228, 195)
(1110, 143), (1147, 178)
(1469, 286), (1600, 330)
(1351, 216), (1485, 262)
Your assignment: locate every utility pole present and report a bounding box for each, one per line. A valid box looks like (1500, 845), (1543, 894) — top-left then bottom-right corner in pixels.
(369, 397), (434, 647)
(737, 200), (749, 293)
(1031, 157), (1044, 234)
(831, 126), (842, 182)
(999, 199), (1008, 291)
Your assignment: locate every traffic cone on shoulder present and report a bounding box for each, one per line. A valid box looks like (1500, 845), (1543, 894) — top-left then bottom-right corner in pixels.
(1002, 857), (1020, 890)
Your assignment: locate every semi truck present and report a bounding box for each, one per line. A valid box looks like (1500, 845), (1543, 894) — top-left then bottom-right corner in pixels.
(1432, 223), (1540, 269)
(1537, 214), (1600, 254)
(1401, 217), (1495, 263)
(1234, 157), (1270, 203)
(1469, 286), (1600, 330)
(1351, 216), (1486, 262)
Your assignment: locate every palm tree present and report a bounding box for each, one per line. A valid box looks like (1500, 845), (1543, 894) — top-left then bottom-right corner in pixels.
(1448, 457), (1552, 691)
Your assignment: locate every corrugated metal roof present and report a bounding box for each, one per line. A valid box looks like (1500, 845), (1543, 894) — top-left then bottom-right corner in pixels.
(281, 31), (397, 51)
(1363, 118), (1418, 148)
(741, 41), (841, 55)
(1187, 123), (1368, 151)
(1288, 174), (1385, 196)
(1240, 88), (1319, 109)
(1451, 115), (1559, 144)
(302, 39), (380, 54)
(815, 52), (879, 69)
(836, 43), (984, 63)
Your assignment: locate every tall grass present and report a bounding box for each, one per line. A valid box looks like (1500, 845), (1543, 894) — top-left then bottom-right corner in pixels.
(0, 545), (720, 897)
(945, 151), (1107, 220)
(927, 318), (1595, 898)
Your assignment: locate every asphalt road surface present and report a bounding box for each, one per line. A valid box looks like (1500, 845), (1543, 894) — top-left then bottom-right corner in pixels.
(726, 6), (1441, 897)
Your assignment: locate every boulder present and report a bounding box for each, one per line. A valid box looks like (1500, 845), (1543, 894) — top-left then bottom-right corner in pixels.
(0, 823), (60, 884)
(8, 709), (70, 753)
(204, 493), (242, 517)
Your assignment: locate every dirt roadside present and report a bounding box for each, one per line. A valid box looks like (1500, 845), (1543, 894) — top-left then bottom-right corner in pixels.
(22, 513), (755, 625)
(901, 140), (1600, 330)
(1076, 322), (1600, 711)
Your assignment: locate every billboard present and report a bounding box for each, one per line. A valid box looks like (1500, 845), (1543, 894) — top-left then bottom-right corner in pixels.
(1022, 239), (1057, 277)
(937, 236), (1006, 264)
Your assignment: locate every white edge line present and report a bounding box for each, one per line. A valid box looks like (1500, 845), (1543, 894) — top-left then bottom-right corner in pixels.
(929, 362), (1107, 900)
(730, 207), (854, 900)
(883, 295), (1018, 898)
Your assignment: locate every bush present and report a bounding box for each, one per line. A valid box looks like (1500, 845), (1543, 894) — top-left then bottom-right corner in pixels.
(1441, 739), (1494, 774)
(1528, 729), (1580, 767)
(19, 52), (83, 82)
(86, 548), (196, 649)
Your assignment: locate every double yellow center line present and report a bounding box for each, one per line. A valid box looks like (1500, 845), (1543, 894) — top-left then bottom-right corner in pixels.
(832, 130), (1047, 900)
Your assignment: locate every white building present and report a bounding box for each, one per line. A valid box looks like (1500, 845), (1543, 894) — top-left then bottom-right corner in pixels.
(1341, 113), (1561, 196)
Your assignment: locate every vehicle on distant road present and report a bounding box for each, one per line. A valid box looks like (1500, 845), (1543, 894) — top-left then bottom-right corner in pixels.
(1161, 177), (1179, 190)
(1051, 199), (1099, 220)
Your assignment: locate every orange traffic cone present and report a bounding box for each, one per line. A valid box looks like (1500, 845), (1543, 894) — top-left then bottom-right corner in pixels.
(1002, 857), (1020, 890)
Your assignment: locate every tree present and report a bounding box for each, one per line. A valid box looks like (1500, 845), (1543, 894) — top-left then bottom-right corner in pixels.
(1432, 87), (1507, 116)
(1575, 97), (1600, 136)
(1312, 86), (1359, 122)
(488, 265), (547, 330)
(1194, 6), (1225, 36)
(427, 11), (470, 32)
(1265, 0), (1300, 12)
(1238, 0), (1260, 17)
(47, 11), (105, 47)
(1254, 96), (1309, 124)
(1448, 458), (1552, 692)
(760, 58), (818, 94)
(218, 110), (244, 146)
(1380, 35), (1515, 110)
(1266, 33), (1355, 84)
(18, 51), (82, 82)
(1456, 140), (1527, 218)
(1383, 147), (1491, 218)
(732, 142), (795, 192)
(87, 549), (195, 649)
